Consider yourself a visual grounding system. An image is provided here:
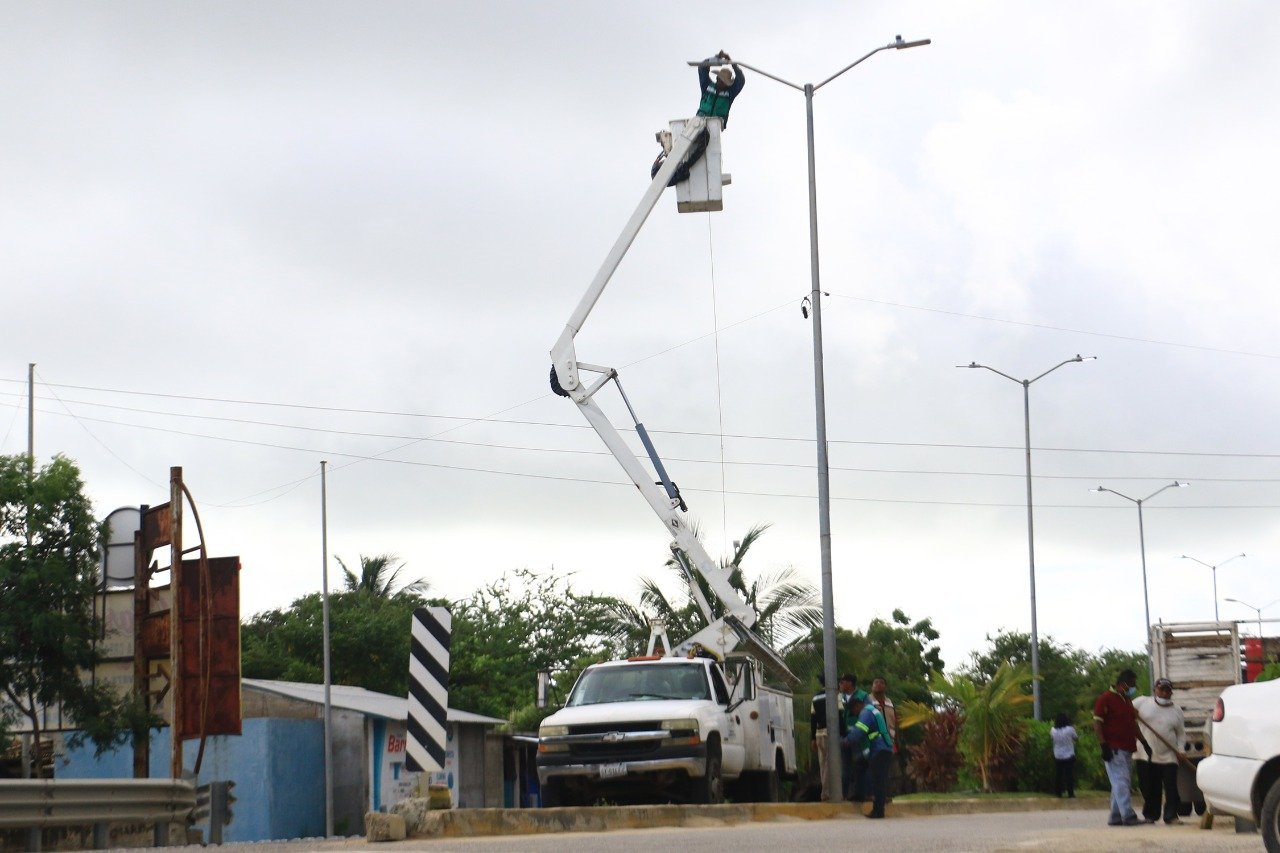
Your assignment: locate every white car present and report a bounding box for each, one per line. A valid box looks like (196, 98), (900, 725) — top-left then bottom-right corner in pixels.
(1197, 678), (1280, 851)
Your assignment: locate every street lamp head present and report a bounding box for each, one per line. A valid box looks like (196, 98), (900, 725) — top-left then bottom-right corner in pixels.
(1091, 486), (1106, 493)
(956, 361), (981, 369)
(894, 35), (932, 49)
(1174, 481), (1189, 488)
(1074, 355), (1098, 362)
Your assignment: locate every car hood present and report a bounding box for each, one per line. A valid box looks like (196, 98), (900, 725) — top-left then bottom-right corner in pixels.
(544, 699), (713, 727)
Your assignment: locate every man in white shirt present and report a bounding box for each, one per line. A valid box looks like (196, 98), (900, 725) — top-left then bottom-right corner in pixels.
(1133, 677), (1187, 824)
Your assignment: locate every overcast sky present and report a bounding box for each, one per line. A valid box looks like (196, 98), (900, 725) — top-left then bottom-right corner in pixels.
(4, 1), (1278, 671)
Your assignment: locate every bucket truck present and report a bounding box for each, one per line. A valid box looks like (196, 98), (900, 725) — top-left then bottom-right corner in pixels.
(538, 111), (800, 806)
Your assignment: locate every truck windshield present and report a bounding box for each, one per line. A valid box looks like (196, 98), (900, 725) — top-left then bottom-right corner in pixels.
(567, 664), (711, 706)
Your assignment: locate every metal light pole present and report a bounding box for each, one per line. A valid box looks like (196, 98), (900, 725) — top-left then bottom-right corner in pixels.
(1224, 597), (1280, 641)
(1092, 482), (1189, 687)
(320, 461), (333, 838)
(958, 355), (1094, 720)
(1181, 553), (1246, 621)
(720, 34), (930, 801)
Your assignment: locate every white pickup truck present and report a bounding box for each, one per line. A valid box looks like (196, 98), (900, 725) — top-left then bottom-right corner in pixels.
(1197, 678), (1280, 851)
(537, 653), (796, 806)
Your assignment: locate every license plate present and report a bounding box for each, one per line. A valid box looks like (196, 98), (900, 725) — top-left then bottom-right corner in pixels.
(598, 762), (627, 779)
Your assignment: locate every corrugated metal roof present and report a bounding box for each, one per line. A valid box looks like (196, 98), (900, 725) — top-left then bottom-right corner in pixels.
(242, 679), (506, 726)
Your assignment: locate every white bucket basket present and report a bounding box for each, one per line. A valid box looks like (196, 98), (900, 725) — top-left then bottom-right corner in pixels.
(670, 117), (730, 213)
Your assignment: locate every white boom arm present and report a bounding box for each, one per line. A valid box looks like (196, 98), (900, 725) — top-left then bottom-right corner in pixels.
(549, 115), (798, 684)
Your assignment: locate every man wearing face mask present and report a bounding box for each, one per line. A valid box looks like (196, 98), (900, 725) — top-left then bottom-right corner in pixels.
(1133, 678), (1188, 824)
(1092, 668), (1153, 826)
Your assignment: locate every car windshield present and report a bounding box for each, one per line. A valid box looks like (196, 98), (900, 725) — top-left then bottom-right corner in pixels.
(567, 663), (711, 706)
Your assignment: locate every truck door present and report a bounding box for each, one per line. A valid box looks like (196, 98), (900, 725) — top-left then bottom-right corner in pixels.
(726, 659), (762, 771)
(710, 664), (746, 776)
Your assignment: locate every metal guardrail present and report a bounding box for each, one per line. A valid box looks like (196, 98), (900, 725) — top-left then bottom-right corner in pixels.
(0, 778), (196, 849)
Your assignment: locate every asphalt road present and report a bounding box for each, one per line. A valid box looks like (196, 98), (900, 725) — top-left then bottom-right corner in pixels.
(207, 810), (1263, 852)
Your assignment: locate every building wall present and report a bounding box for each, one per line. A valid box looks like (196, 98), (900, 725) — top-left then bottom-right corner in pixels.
(59, 718), (324, 844)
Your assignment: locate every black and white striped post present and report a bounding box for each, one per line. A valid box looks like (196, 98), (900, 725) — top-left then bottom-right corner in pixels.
(406, 606), (451, 772)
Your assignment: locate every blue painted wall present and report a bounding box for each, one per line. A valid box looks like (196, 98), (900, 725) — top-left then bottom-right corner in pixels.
(61, 718), (325, 843)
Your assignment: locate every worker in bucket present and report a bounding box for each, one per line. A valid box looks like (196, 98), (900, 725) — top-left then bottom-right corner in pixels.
(651, 50), (746, 185)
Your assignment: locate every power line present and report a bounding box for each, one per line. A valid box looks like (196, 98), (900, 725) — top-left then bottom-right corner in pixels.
(4, 388), (1279, 461)
(8, 402), (1278, 510)
(7, 398), (1280, 483)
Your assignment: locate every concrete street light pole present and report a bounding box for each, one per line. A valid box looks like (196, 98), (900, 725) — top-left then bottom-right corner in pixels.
(1091, 481), (1189, 688)
(722, 34), (930, 802)
(1180, 553), (1246, 621)
(958, 355), (1094, 721)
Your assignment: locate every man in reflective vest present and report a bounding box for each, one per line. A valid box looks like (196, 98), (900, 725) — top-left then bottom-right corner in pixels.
(696, 50), (746, 127)
(844, 690), (894, 818)
(652, 50), (746, 185)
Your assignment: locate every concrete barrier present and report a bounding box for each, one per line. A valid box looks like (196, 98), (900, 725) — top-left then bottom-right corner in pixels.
(390, 795), (1110, 839)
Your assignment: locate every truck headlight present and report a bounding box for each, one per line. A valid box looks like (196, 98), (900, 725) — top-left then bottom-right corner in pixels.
(661, 718), (700, 746)
(538, 724), (570, 753)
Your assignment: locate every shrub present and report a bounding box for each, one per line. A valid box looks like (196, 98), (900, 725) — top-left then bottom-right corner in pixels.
(1014, 720), (1055, 793)
(906, 707), (964, 792)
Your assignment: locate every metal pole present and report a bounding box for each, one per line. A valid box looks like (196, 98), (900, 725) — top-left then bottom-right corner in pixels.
(26, 363), (34, 468)
(1212, 566), (1219, 622)
(321, 461), (333, 838)
(803, 83), (841, 801)
(1136, 500), (1154, 689)
(1021, 381), (1042, 721)
(169, 467), (184, 780)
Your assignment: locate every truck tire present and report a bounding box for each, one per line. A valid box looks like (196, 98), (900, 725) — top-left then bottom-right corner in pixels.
(757, 767), (780, 802)
(542, 779), (565, 807)
(692, 743), (724, 804)
(1262, 777), (1280, 853)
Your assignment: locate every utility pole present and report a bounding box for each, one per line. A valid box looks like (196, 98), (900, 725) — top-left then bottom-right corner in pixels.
(321, 461), (333, 838)
(26, 363), (34, 468)
(169, 467), (185, 780)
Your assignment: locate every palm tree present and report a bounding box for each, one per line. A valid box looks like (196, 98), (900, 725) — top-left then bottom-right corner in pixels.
(335, 553), (427, 598)
(610, 524), (822, 654)
(897, 661), (1034, 792)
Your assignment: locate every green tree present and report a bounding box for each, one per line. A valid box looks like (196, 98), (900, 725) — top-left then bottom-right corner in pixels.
(0, 455), (155, 774)
(448, 568), (628, 722)
(899, 662), (1034, 793)
(1079, 647), (1150, 710)
(242, 588), (434, 696)
(336, 553), (425, 598)
(965, 630), (1091, 722)
(609, 524), (823, 655)
(786, 610), (944, 708)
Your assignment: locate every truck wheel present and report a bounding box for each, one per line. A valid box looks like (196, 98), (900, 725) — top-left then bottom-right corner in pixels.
(758, 767), (780, 803)
(1262, 777), (1280, 853)
(693, 745), (724, 804)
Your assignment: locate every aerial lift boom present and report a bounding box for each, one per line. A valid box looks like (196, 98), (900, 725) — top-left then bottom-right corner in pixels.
(549, 113), (798, 685)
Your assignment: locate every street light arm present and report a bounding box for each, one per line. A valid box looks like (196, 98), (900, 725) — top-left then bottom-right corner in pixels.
(1220, 552), (1248, 568)
(958, 362), (1022, 385)
(1092, 485), (1137, 504)
(1141, 481), (1189, 502)
(814, 44), (893, 92)
(1029, 355), (1096, 385)
(704, 59), (804, 92)
(1180, 555), (1214, 570)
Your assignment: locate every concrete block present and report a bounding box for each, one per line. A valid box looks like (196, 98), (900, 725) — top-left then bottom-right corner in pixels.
(390, 797), (432, 836)
(364, 812), (406, 843)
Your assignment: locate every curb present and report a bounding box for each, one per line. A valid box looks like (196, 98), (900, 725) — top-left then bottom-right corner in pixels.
(387, 795), (1112, 840)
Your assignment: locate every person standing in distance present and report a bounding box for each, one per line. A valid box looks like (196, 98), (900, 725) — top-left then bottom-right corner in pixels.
(1133, 678), (1187, 824)
(1051, 712), (1078, 798)
(1092, 668), (1152, 826)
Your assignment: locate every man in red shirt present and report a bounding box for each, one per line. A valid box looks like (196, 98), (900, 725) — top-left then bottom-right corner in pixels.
(1092, 668), (1152, 826)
